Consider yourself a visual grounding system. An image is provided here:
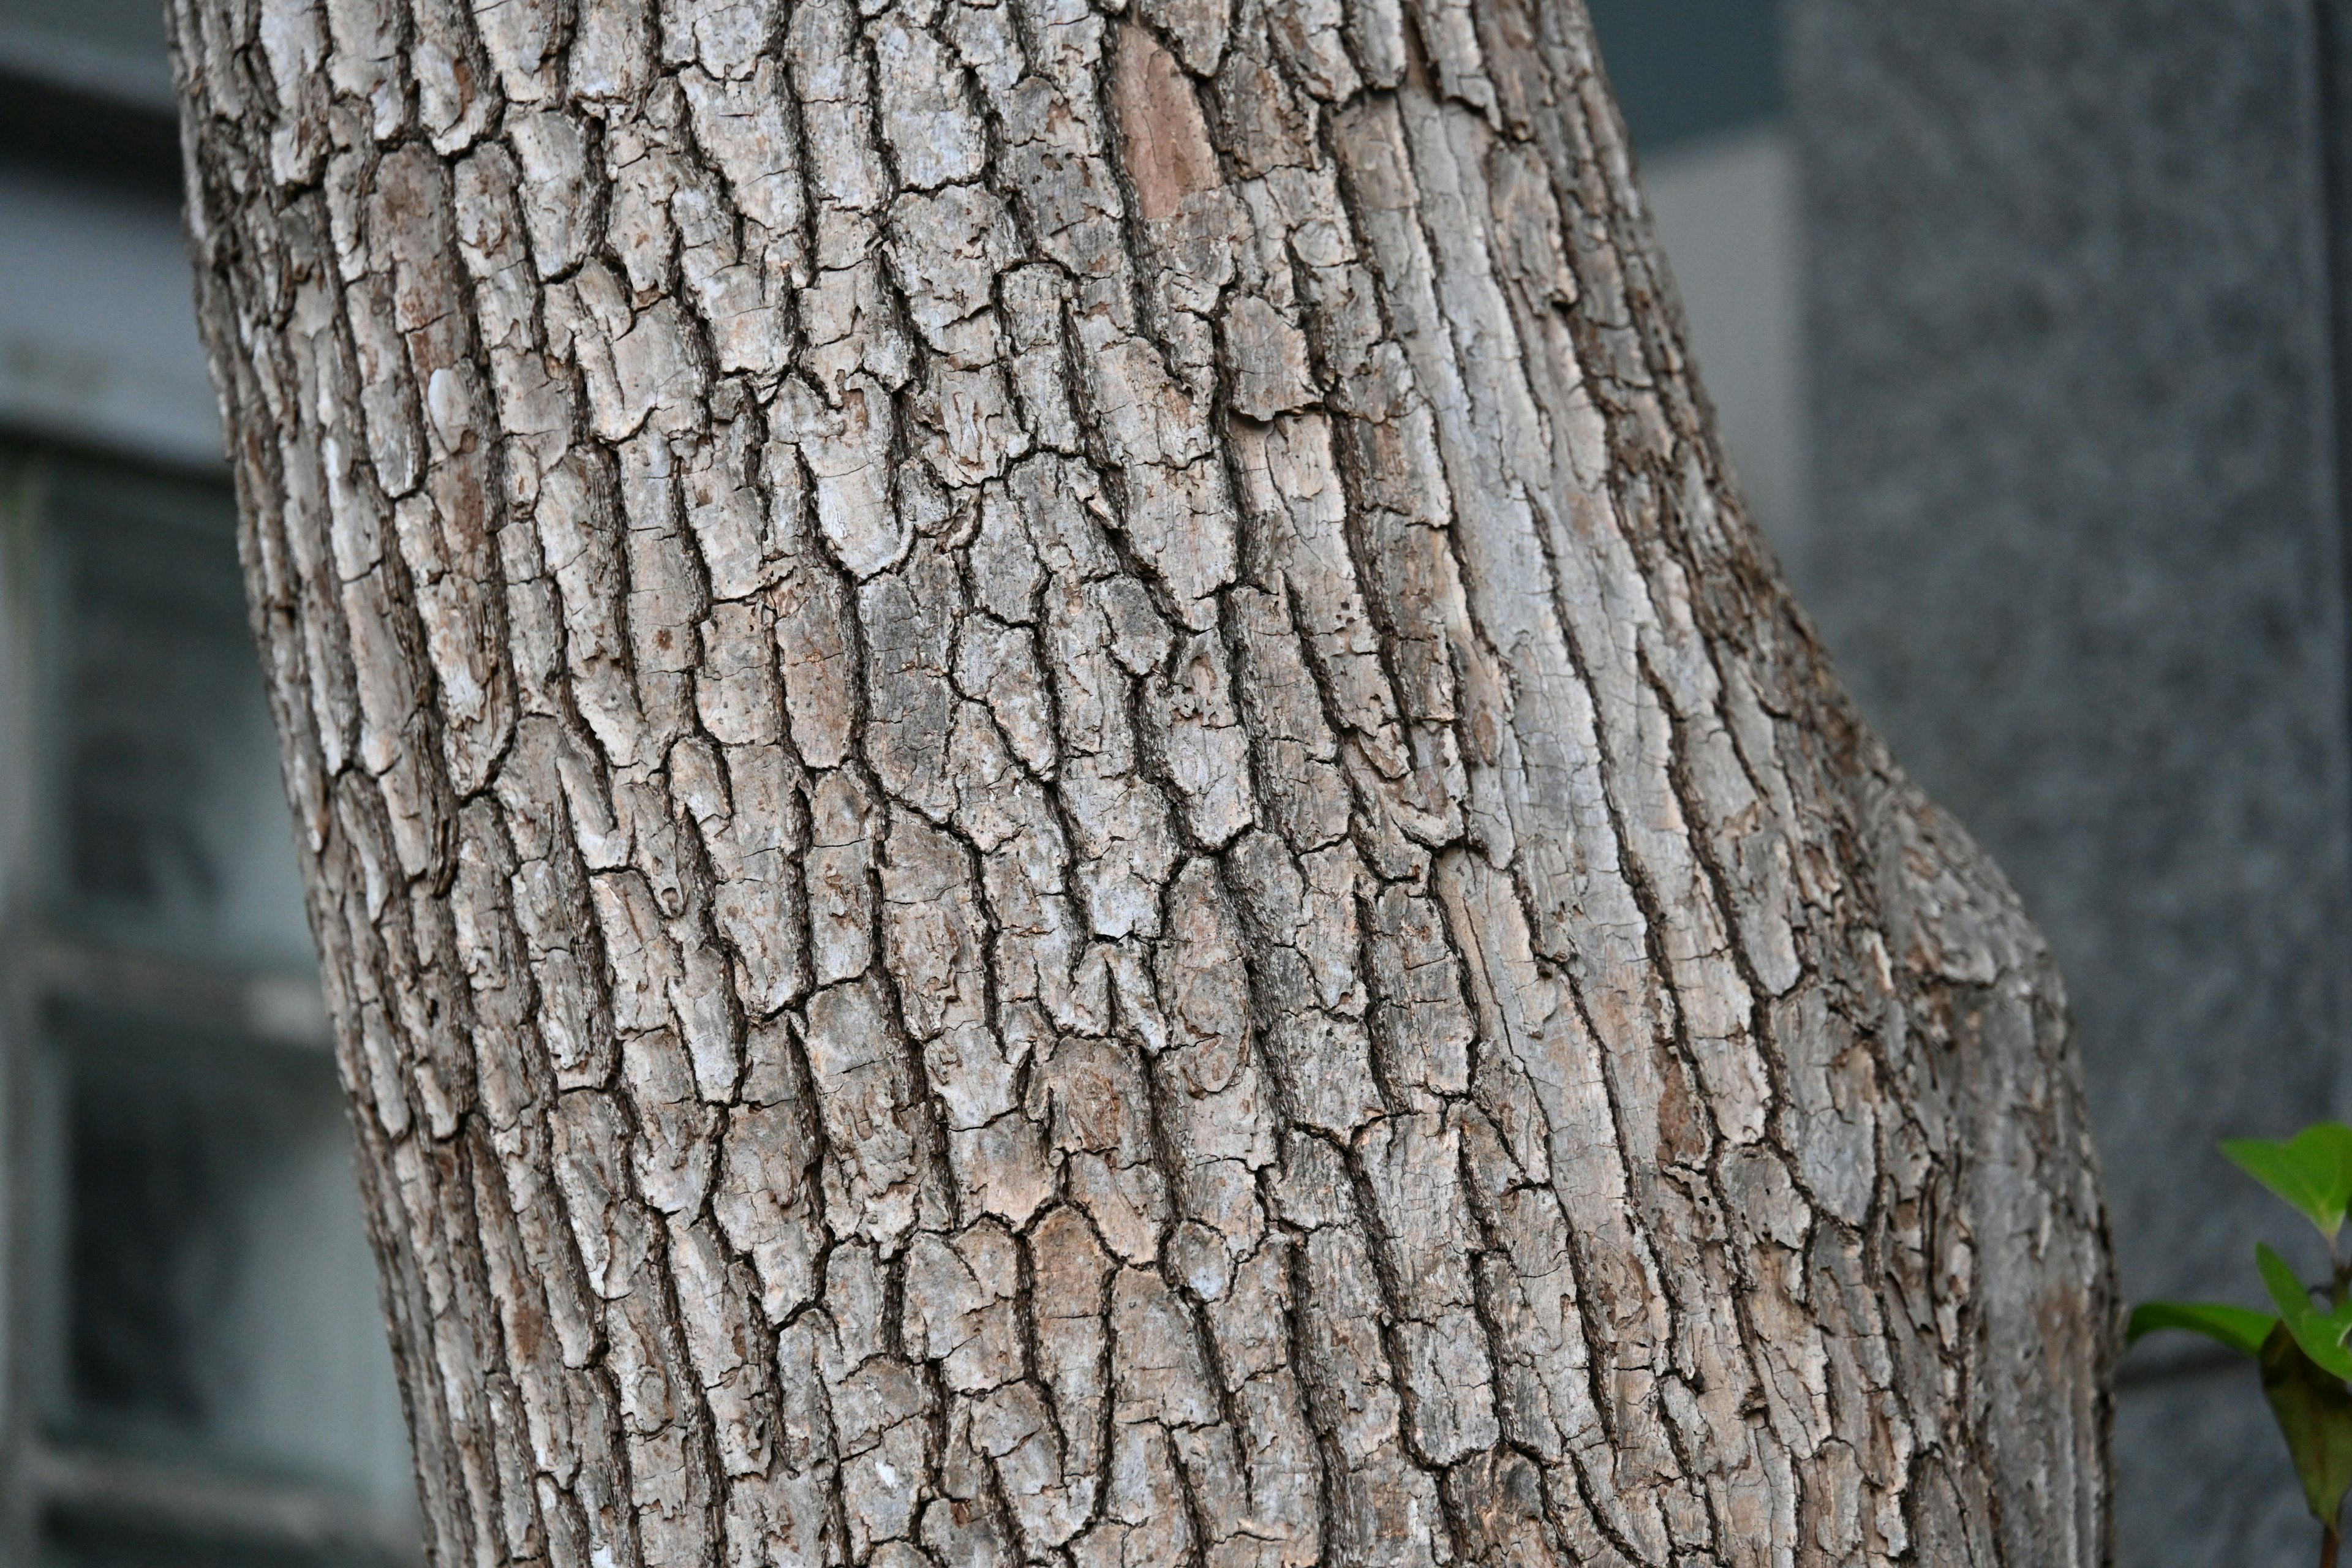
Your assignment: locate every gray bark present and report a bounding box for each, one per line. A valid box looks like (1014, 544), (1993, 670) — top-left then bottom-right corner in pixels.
(165, 0), (2116, 1561)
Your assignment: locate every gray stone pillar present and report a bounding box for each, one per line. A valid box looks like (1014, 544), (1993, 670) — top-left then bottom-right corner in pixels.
(1792, 2), (2352, 1557)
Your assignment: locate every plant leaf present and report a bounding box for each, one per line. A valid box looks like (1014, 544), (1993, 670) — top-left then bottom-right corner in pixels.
(2258, 1243), (2352, 1381)
(2262, 1322), (2352, 1534)
(2127, 1300), (2279, 1358)
(2223, 1124), (2352, 1240)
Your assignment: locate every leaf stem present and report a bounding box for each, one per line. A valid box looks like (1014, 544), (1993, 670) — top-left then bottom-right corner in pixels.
(2326, 1525), (2342, 1568)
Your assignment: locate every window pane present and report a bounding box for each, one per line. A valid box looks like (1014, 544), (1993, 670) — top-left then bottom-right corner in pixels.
(0, 0), (167, 67)
(0, 0), (176, 105)
(40, 1000), (414, 1532)
(30, 453), (314, 973)
(42, 1506), (396, 1568)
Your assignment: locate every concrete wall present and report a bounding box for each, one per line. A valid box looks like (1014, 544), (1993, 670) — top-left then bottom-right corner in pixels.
(1792, 2), (2352, 1556)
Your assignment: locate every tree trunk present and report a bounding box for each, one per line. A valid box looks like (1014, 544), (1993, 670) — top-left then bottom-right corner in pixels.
(166, 0), (2115, 1561)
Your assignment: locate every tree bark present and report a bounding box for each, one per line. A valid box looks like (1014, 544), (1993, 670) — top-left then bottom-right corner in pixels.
(167, 0), (2115, 1561)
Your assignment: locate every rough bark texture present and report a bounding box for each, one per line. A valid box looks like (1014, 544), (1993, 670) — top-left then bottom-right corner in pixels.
(167, 0), (2115, 1562)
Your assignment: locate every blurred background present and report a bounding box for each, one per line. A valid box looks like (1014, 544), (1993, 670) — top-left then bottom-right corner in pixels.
(0, 0), (2343, 1562)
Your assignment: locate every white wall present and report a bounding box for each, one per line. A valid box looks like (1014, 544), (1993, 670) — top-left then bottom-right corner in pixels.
(1642, 127), (1806, 576)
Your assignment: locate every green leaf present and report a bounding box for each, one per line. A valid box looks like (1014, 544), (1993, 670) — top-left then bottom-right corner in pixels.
(2223, 1124), (2352, 1240)
(2258, 1243), (2352, 1381)
(2127, 1300), (2279, 1357)
(2262, 1322), (2352, 1534)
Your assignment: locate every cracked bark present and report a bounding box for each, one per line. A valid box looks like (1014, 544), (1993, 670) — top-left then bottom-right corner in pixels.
(168, 0), (2116, 1559)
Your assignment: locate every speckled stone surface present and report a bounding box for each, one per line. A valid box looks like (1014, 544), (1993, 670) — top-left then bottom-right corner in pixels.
(1790, 1), (2352, 1556)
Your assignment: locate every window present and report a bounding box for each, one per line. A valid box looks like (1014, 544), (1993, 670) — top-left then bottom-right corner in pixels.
(0, 448), (418, 1567)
